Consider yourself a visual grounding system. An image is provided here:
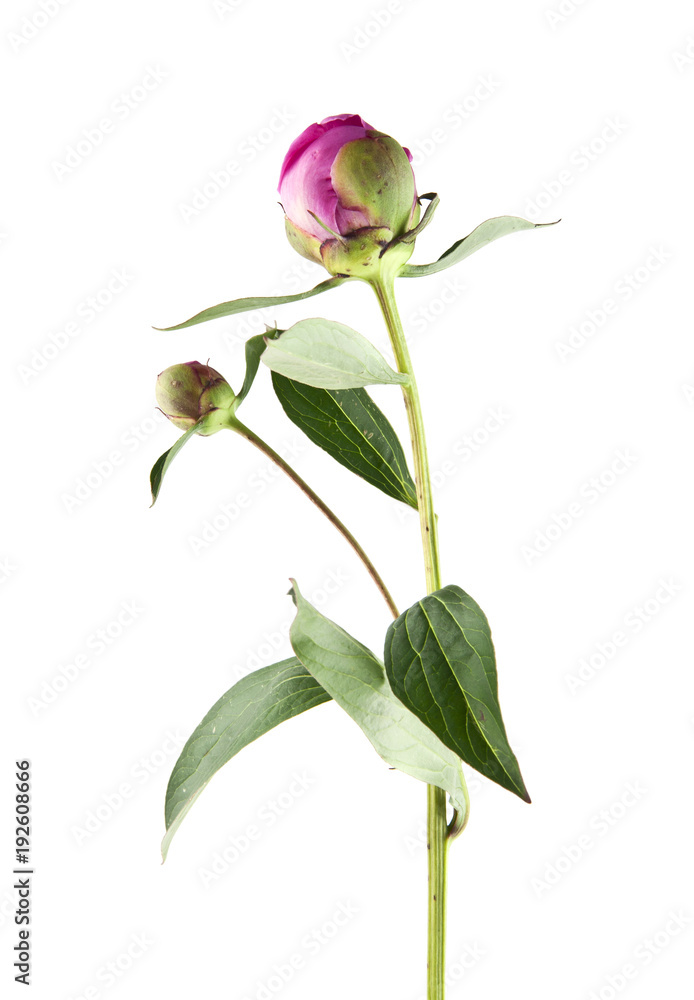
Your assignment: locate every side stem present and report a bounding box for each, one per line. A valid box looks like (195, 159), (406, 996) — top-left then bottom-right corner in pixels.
(371, 275), (467, 1000)
(229, 416), (400, 620)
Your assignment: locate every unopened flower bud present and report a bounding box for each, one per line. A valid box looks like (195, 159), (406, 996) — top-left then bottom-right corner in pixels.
(155, 361), (235, 435)
(278, 113), (419, 280)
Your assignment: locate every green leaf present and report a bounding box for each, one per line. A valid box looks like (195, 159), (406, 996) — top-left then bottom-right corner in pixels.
(234, 333), (269, 409)
(385, 585), (530, 802)
(150, 423), (200, 505)
(289, 581), (468, 814)
(400, 216), (559, 278)
(261, 317), (408, 389)
(154, 276), (350, 331)
(271, 373), (418, 508)
(162, 657), (330, 860)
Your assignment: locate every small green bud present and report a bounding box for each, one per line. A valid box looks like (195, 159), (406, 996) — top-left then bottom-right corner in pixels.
(155, 361), (235, 435)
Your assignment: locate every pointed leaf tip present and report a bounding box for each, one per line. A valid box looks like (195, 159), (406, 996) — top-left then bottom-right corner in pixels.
(153, 277), (350, 331)
(149, 423), (200, 505)
(385, 584), (530, 803)
(400, 214), (558, 279)
(271, 373), (418, 508)
(162, 656), (331, 858)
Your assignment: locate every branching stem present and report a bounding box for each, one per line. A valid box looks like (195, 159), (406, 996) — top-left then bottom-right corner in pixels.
(229, 416), (400, 620)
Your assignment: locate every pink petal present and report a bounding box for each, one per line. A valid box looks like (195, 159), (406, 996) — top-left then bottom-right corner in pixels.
(278, 115), (372, 188)
(279, 120), (373, 240)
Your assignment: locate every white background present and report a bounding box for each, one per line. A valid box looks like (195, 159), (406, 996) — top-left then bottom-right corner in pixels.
(3, 1), (693, 998)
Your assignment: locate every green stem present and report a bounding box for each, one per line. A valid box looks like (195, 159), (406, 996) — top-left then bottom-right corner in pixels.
(371, 275), (469, 1000)
(371, 281), (441, 594)
(228, 416), (400, 620)
(427, 784), (448, 999)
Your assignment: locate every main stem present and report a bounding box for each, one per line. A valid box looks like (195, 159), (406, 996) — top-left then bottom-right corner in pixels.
(371, 275), (461, 1000)
(229, 417), (400, 620)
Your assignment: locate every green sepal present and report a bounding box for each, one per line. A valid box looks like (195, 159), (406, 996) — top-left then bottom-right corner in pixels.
(271, 373), (418, 508)
(331, 133), (416, 236)
(162, 657), (331, 860)
(284, 216), (324, 266)
(319, 226), (404, 280)
(154, 276), (350, 331)
(385, 584), (530, 803)
(394, 192), (440, 246)
(400, 216), (559, 278)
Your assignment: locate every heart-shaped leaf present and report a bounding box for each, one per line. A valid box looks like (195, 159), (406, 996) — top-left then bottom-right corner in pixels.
(261, 317), (408, 390)
(162, 657), (330, 860)
(289, 581), (468, 815)
(385, 585), (530, 802)
(400, 216), (558, 278)
(271, 373), (418, 508)
(154, 276), (350, 331)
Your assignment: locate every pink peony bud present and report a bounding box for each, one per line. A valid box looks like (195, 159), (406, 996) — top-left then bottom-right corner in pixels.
(278, 114), (419, 279)
(155, 361), (235, 435)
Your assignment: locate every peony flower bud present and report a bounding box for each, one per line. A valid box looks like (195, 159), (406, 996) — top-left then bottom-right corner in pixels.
(278, 114), (420, 280)
(155, 361), (235, 435)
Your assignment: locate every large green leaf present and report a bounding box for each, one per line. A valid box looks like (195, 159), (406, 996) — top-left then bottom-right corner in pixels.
(271, 373), (418, 509)
(261, 317), (409, 389)
(289, 582), (468, 814)
(400, 216), (558, 278)
(154, 276), (350, 331)
(150, 423), (200, 505)
(162, 657), (330, 860)
(384, 585), (530, 803)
